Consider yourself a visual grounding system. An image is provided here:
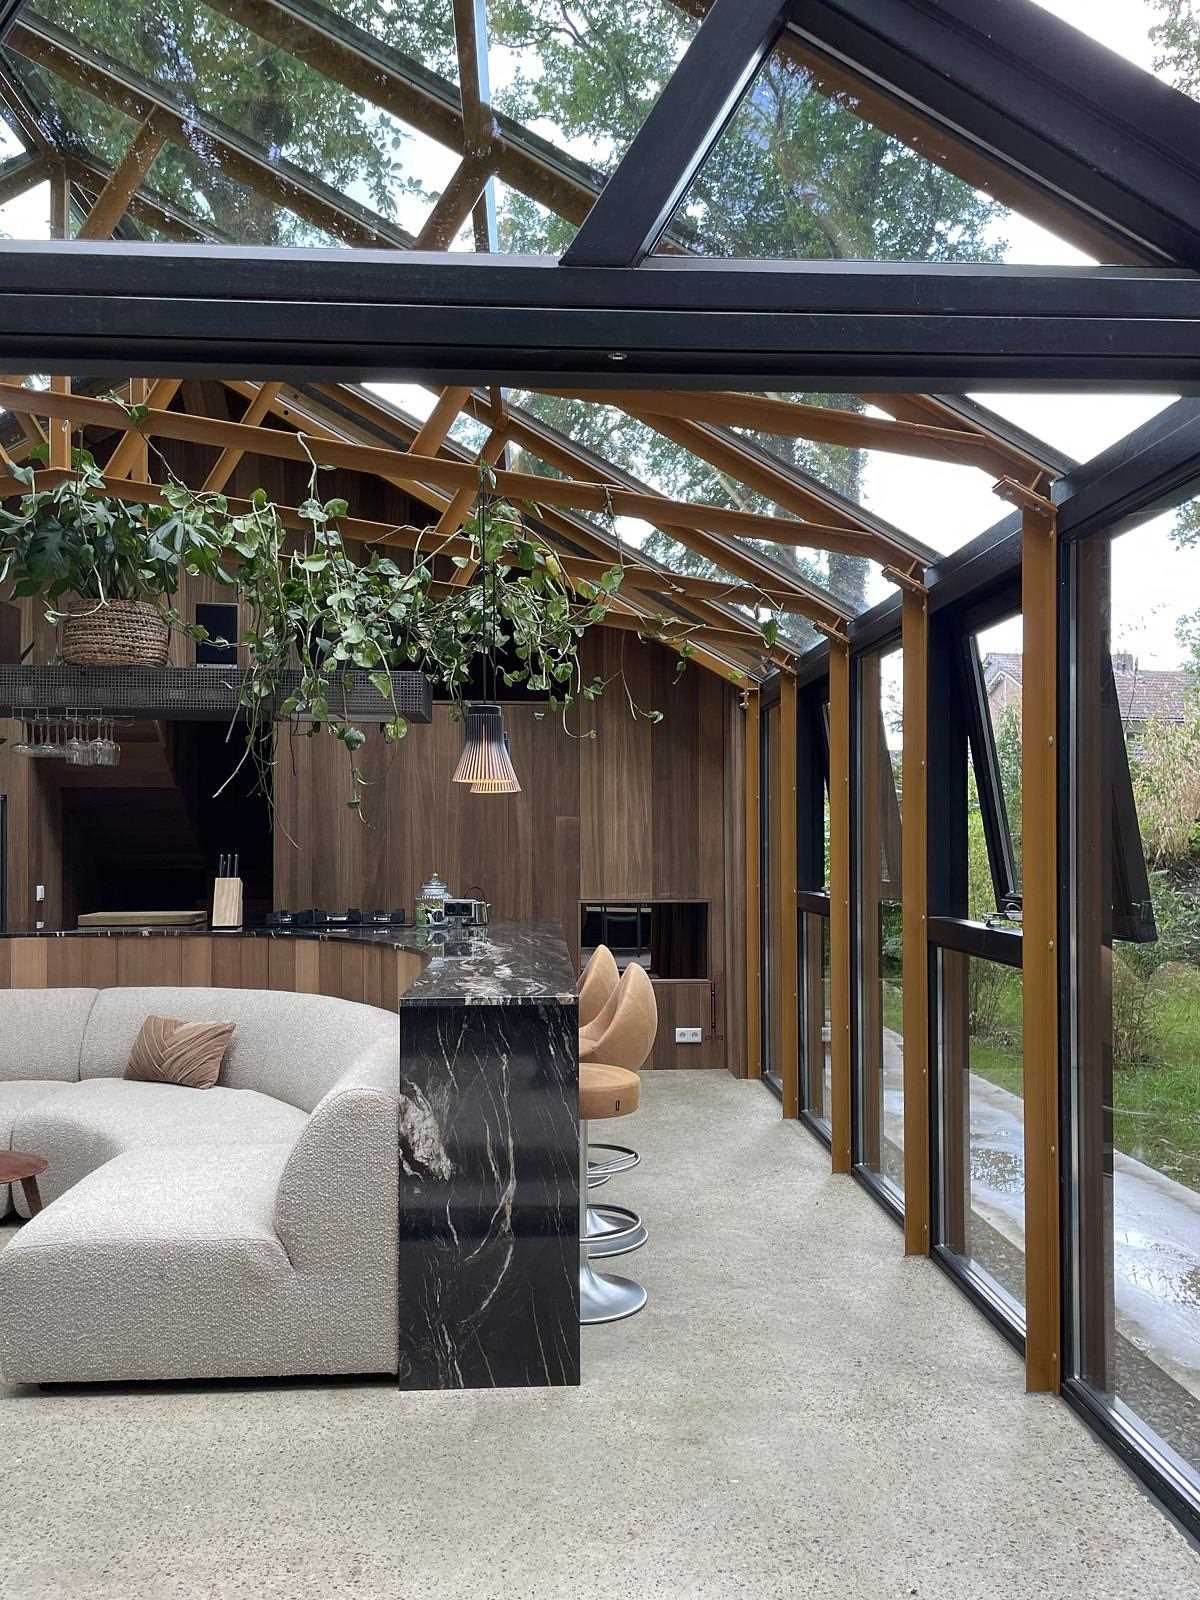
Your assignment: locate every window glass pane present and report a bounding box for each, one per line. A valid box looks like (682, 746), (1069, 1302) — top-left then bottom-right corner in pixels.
(977, 616), (1024, 894)
(309, 0), (461, 78)
(802, 911), (831, 1128)
(857, 643), (904, 1197)
(658, 35), (1132, 264)
(1071, 502), (1200, 1495)
(938, 951), (1026, 1319)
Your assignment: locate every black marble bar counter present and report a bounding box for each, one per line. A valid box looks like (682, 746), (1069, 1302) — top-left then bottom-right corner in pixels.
(1, 920), (582, 1391)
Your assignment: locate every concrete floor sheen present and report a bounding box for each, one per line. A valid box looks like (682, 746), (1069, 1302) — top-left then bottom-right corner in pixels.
(2, 1071), (1198, 1599)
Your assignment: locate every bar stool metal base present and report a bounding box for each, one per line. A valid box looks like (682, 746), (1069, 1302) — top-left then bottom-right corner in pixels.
(586, 1201), (647, 1259)
(588, 1141), (640, 1177)
(580, 1259), (647, 1323)
(579, 1117), (645, 1325)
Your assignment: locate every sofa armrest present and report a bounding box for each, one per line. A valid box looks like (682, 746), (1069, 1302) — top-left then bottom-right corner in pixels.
(273, 1042), (398, 1272)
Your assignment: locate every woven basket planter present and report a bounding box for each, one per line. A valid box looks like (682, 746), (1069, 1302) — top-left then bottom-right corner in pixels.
(62, 600), (169, 667)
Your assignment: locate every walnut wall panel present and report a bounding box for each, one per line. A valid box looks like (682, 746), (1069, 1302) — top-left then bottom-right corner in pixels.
(272, 635), (739, 1070)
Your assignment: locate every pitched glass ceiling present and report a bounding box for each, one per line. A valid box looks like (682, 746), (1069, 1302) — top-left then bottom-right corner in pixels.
(655, 30), (1152, 266)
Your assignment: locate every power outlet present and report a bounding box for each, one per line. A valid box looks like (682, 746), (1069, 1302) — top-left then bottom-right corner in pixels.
(675, 1026), (702, 1044)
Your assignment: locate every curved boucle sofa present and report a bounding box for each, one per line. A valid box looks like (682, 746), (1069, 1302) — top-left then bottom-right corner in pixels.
(0, 986), (399, 1384)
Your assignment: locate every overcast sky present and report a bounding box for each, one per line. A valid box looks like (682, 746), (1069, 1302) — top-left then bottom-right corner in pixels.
(0, 0), (1193, 667)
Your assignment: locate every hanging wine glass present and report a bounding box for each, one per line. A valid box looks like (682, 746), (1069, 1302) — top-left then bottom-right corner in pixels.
(89, 715), (107, 768)
(11, 721), (33, 756)
(102, 719), (120, 767)
(64, 710), (84, 766)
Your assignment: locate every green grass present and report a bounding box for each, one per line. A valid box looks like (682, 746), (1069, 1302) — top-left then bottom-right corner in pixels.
(966, 962), (1200, 1192)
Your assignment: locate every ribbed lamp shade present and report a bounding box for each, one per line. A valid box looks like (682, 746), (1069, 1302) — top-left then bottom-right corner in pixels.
(451, 703), (522, 793)
(471, 730), (520, 793)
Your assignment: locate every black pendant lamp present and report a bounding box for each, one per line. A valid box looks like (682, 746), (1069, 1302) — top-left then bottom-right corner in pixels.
(452, 496), (522, 794)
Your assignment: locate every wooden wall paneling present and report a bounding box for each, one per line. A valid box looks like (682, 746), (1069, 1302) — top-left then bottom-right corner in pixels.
(579, 629), (653, 899)
(650, 979), (722, 1068)
(10, 938), (47, 987)
(117, 936), (183, 986)
(212, 934), (268, 989)
(181, 936), (214, 987)
(45, 937), (116, 988)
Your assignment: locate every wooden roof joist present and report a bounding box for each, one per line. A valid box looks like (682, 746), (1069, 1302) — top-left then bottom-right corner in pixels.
(7, 19), (418, 250)
(539, 386), (1043, 481)
(0, 383), (890, 586)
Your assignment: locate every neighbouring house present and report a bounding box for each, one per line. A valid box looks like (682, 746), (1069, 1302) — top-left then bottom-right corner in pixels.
(983, 651), (1195, 734)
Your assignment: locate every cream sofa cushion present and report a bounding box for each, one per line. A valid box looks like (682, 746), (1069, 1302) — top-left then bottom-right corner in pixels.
(0, 989), (97, 1083)
(0, 1080), (75, 1216)
(10, 1078), (307, 1214)
(79, 986), (397, 1112)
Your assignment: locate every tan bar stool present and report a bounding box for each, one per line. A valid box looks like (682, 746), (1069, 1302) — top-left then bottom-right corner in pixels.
(579, 1063), (647, 1325)
(579, 963), (658, 1258)
(578, 944), (619, 1029)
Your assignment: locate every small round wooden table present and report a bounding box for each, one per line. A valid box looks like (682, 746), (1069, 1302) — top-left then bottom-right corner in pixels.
(0, 1151), (47, 1216)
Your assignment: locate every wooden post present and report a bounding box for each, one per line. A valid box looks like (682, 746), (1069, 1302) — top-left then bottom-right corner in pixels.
(902, 585), (931, 1254)
(778, 672), (800, 1117)
(1021, 494), (1061, 1393)
(828, 639), (852, 1172)
(744, 690), (762, 1080)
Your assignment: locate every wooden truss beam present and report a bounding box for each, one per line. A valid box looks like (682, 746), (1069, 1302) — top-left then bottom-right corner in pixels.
(542, 387), (1032, 479)
(9, 20), (416, 249)
(0, 383), (876, 588)
(75, 114), (169, 240)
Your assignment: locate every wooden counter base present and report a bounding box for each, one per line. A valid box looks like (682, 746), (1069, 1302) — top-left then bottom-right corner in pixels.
(0, 934), (427, 1010)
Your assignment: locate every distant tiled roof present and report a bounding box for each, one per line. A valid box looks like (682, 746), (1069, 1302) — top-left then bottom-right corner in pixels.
(983, 652), (1194, 723)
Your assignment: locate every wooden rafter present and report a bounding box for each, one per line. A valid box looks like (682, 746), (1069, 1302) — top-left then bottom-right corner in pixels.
(75, 114), (169, 240)
(541, 386), (1037, 479)
(0, 383), (888, 580)
(202, 382), (283, 492)
(104, 378), (182, 480)
(8, 20), (417, 250)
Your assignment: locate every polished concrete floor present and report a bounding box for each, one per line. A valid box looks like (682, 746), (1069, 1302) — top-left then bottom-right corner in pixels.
(2, 1070), (1198, 1599)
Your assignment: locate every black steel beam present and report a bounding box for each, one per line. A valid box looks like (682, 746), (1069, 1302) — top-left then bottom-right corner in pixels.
(561, 0), (788, 267)
(2, 245), (1199, 387)
(792, 0), (1200, 268)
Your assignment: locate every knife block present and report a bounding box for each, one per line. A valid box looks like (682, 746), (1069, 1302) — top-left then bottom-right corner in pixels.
(211, 876), (244, 931)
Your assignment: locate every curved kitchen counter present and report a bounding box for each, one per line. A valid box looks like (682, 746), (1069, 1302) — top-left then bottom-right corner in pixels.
(0, 919), (582, 1391)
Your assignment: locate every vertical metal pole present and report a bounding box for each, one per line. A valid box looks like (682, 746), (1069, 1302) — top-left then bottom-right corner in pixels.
(829, 639), (853, 1173)
(902, 585), (931, 1254)
(1022, 497), (1062, 1392)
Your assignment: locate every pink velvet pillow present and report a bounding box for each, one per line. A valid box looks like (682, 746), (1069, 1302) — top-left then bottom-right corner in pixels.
(125, 1014), (235, 1090)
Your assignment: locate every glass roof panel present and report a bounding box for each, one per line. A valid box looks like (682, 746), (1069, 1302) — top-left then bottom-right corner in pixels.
(308, 0), (461, 81)
(1029, 1), (1200, 103)
(656, 35), (1135, 265)
(18, 1), (461, 243)
(965, 392), (1181, 463)
(485, 1), (698, 191)
(144, 139), (345, 247)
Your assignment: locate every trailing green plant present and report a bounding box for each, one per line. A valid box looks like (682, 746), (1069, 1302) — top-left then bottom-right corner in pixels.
(0, 445), (228, 612)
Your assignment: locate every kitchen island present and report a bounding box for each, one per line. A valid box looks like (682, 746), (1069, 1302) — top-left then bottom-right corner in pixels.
(0, 921), (581, 1390)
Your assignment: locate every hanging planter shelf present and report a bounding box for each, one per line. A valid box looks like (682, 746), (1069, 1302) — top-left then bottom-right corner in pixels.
(0, 665), (433, 724)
